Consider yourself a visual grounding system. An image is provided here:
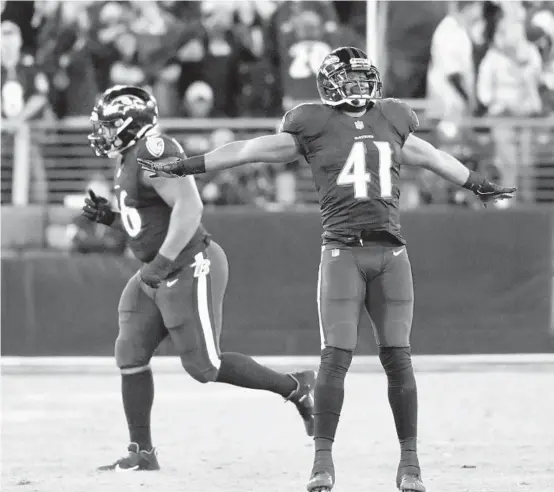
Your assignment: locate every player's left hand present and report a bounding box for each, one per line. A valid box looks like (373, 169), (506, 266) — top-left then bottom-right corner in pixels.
(138, 157), (182, 179)
(473, 180), (516, 207)
(82, 189), (116, 225)
(140, 253), (177, 288)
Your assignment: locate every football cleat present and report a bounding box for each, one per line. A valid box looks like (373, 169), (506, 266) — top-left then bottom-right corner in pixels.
(306, 471), (334, 492)
(97, 443), (160, 471)
(285, 370), (316, 436)
(397, 473), (426, 492)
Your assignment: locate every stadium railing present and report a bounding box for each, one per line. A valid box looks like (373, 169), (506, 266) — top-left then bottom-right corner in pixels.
(1, 115), (553, 205)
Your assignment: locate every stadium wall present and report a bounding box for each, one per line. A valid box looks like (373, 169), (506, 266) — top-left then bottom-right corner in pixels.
(2, 206), (553, 356)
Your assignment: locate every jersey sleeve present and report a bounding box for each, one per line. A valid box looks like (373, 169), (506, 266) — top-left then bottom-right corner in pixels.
(380, 98), (419, 145)
(136, 134), (186, 162)
(279, 103), (327, 157)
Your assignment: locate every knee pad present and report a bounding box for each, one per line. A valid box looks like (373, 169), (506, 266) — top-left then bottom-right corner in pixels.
(115, 336), (152, 370)
(179, 353), (219, 384)
(318, 346), (354, 386)
(378, 346), (416, 388)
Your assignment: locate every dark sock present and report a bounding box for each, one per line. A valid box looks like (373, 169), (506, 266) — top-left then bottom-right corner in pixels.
(215, 352), (297, 397)
(121, 368), (154, 451)
(312, 346), (353, 476)
(379, 347), (419, 475)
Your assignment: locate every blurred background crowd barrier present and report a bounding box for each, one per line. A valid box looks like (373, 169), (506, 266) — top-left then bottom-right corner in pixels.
(1, 0), (553, 356)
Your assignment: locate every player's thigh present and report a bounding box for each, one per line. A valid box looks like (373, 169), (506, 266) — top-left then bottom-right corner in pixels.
(318, 246), (365, 351)
(156, 243), (228, 379)
(365, 248), (414, 347)
(117, 271), (168, 369)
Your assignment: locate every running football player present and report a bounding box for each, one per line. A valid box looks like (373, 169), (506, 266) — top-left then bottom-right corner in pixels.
(83, 85), (316, 472)
(139, 47), (516, 491)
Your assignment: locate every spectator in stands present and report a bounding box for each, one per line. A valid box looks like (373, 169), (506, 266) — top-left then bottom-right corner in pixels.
(267, 1), (339, 111)
(526, 3), (554, 113)
(385, 1), (448, 98)
(130, 1), (183, 116)
(267, 1), (364, 112)
(427, 1), (482, 121)
(182, 80), (214, 118)
(34, 1), (98, 118)
(477, 17), (543, 117)
(232, 1), (280, 116)
(477, 16), (543, 204)
(1, 0), (36, 54)
(174, 1), (254, 117)
(1, 20), (48, 204)
(108, 30), (147, 87)
(179, 81), (217, 157)
(86, 1), (132, 92)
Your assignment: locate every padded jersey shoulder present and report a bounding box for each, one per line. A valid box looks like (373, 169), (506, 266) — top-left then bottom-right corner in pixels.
(135, 133), (186, 161)
(375, 98), (419, 144)
(279, 103), (334, 157)
(279, 103), (334, 137)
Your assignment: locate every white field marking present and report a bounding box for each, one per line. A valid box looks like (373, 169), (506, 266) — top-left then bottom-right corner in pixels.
(2, 354), (554, 371)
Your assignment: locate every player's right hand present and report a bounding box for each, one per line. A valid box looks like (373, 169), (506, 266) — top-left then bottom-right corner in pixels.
(82, 189), (116, 226)
(137, 157), (183, 178)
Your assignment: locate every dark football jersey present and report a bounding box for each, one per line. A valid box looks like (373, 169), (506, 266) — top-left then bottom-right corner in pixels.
(280, 98), (419, 243)
(114, 132), (210, 263)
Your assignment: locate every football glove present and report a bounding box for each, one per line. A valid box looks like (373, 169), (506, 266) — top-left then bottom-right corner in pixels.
(463, 171), (516, 207)
(140, 253), (177, 288)
(82, 189), (116, 226)
(138, 155), (206, 178)
(138, 157), (184, 178)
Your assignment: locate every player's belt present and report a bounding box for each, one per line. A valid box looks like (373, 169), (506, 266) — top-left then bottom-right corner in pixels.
(324, 230), (404, 247)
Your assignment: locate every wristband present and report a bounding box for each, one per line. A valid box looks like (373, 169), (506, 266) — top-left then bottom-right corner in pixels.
(149, 253), (175, 272)
(107, 211), (120, 228)
(184, 155), (206, 175)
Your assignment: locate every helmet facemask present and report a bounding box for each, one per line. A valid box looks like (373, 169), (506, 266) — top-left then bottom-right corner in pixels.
(317, 53), (383, 109)
(88, 112), (134, 157)
(325, 66), (381, 108)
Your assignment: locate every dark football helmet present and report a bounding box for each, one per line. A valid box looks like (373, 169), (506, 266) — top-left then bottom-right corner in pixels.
(88, 85), (158, 157)
(316, 46), (382, 108)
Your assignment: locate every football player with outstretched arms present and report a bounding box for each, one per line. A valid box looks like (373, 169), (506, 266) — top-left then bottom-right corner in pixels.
(140, 47), (515, 492)
(83, 85), (316, 472)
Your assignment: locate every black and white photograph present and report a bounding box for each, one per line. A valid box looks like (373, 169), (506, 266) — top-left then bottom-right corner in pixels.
(1, 1), (553, 491)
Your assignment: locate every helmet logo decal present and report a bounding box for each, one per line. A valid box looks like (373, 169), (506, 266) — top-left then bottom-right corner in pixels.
(146, 137), (165, 158)
(350, 58), (371, 70)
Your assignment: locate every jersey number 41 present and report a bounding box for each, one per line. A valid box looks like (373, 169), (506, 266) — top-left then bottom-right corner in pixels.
(337, 141), (393, 199)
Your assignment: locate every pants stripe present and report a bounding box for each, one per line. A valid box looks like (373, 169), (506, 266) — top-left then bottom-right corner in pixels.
(316, 259), (326, 350)
(194, 252), (221, 370)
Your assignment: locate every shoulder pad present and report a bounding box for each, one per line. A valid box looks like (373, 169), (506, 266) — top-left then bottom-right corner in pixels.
(137, 133), (185, 161)
(279, 103), (329, 135)
(379, 98), (419, 137)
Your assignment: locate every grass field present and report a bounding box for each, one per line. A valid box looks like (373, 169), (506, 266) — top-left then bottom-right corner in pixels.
(2, 356), (554, 492)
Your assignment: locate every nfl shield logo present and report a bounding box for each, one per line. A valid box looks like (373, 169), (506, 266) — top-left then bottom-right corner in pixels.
(146, 137), (165, 158)
(355, 121), (364, 130)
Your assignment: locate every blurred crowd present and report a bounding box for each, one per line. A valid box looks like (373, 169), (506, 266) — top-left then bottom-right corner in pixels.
(1, 0), (553, 218)
(0, 0), (365, 120)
